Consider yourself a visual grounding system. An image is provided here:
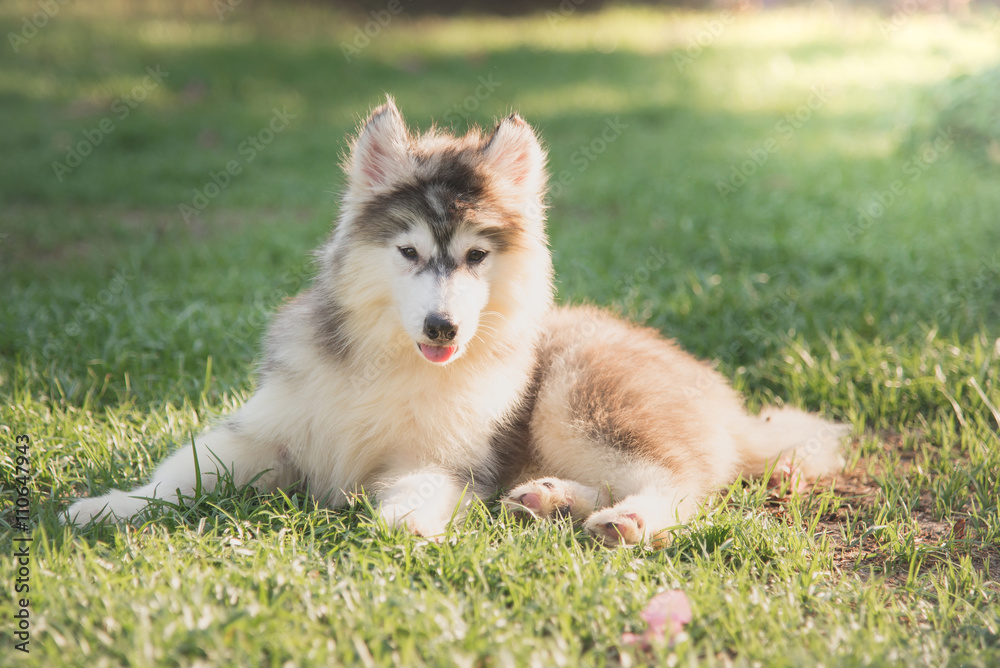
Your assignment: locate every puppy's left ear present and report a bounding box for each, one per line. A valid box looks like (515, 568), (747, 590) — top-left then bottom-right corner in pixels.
(481, 114), (547, 218)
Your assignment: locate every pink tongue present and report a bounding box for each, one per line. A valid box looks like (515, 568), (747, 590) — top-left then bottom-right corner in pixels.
(419, 344), (456, 364)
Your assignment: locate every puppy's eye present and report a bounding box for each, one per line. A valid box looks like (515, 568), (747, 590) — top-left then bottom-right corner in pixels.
(466, 249), (488, 265)
(398, 246), (418, 261)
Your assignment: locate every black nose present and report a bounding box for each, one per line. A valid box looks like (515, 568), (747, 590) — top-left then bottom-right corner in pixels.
(423, 313), (457, 342)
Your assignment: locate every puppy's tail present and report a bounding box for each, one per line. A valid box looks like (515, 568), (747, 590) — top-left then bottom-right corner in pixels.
(734, 407), (848, 483)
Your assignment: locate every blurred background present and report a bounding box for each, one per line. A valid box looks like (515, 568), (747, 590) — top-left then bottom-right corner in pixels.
(2, 0), (999, 407)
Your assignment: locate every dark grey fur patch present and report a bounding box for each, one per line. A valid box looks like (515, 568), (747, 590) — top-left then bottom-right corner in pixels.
(308, 290), (353, 360)
(490, 364), (542, 490)
(349, 151), (526, 253)
(258, 349), (291, 378)
(422, 254), (458, 275)
(223, 418), (244, 434)
(351, 154), (483, 245)
(261, 293), (309, 376)
(449, 466), (494, 499)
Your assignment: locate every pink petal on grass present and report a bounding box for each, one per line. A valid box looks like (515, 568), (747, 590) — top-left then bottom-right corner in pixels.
(623, 590), (692, 648)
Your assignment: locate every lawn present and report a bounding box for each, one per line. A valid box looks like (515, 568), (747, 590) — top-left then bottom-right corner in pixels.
(2, 1), (1000, 665)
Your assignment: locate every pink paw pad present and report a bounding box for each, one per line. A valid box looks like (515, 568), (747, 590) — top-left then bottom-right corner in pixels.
(515, 492), (542, 513)
(594, 512), (644, 544)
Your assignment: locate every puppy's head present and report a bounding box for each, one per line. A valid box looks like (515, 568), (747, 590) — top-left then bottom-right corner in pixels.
(324, 98), (552, 366)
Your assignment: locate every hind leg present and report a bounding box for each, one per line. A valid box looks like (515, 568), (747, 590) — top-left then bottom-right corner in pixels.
(580, 463), (703, 547)
(583, 491), (693, 547)
(503, 469), (703, 546)
(523, 308), (750, 546)
(502, 477), (611, 521)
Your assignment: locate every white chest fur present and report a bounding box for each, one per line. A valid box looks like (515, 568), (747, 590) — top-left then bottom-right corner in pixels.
(246, 336), (532, 506)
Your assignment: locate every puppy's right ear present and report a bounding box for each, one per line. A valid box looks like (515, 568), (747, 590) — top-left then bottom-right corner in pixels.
(480, 113), (547, 219)
(344, 97), (411, 194)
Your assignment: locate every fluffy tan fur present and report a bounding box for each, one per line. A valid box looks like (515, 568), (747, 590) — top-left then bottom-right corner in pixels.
(504, 306), (846, 545)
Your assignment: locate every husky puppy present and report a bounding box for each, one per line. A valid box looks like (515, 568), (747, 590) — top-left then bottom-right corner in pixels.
(67, 99), (846, 545)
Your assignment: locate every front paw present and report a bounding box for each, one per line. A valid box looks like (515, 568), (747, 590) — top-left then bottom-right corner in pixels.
(64, 491), (146, 525)
(584, 506), (649, 547)
(502, 478), (598, 521)
(378, 502), (449, 541)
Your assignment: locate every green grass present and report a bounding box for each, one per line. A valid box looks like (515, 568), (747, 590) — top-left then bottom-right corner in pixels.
(3, 1), (1000, 665)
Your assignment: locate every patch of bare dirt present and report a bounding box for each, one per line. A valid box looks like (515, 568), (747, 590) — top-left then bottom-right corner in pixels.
(766, 432), (1000, 585)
